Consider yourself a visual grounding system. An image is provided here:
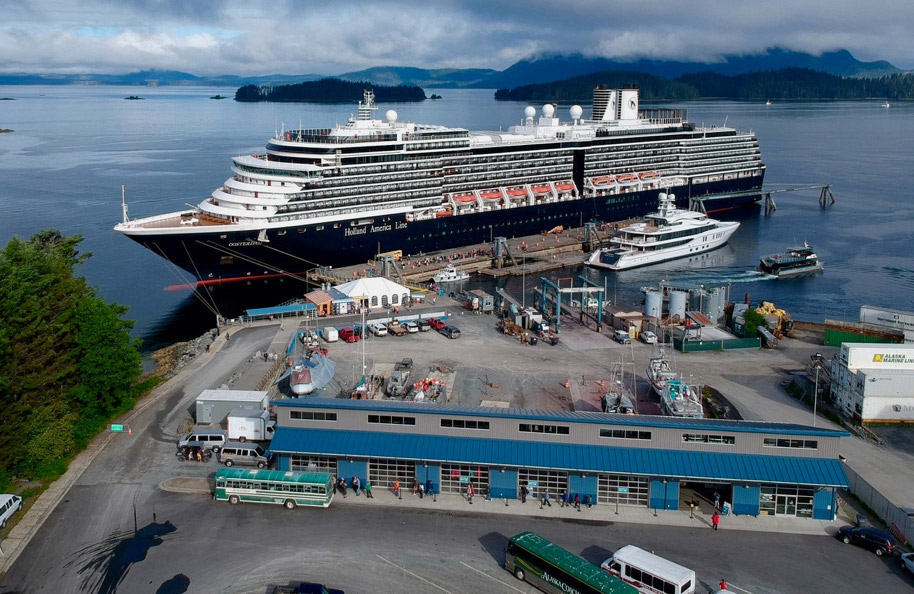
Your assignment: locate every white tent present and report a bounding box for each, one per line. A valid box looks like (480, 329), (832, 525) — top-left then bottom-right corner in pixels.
(335, 277), (411, 310)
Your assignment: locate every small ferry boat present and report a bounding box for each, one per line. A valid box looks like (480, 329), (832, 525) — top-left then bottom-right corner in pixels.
(432, 264), (470, 283)
(661, 379), (704, 418)
(758, 243), (823, 278)
(586, 192), (740, 271)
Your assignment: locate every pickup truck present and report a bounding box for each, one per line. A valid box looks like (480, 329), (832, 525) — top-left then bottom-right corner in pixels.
(387, 321), (407, 337)
(427, 317), (446, 330)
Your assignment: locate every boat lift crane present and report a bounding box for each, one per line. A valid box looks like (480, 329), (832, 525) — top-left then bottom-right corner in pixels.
(762, 184), (834, 215)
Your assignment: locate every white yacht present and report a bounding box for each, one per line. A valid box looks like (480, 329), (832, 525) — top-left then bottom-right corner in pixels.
(586, 193), (739, 271)
(432, 264), (470, 283)
(660, 378), (704, 418)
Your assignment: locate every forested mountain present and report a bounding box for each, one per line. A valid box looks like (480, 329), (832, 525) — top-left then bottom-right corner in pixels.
(0, 231), (143, 489)
(495, 68), (914, 102)
(235, 78), (426, 103)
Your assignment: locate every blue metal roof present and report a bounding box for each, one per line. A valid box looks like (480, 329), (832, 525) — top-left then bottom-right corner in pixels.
(246, 303), (317, 316)
(271, 398), (848, 438)
(269, 427), (849, 487)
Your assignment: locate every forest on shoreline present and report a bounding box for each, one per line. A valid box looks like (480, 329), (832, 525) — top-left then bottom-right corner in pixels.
(494, 68), (914, 102)
(235, 78), (426, 103)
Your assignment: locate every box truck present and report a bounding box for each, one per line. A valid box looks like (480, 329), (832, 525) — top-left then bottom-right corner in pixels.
(226, 408), (276, 442)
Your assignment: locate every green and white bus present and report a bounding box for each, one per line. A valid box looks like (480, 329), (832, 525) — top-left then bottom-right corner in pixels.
(506, 532), (638, 594)
(214, 468), (334, 509)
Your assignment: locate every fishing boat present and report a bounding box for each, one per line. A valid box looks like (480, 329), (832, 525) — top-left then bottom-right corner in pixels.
(586, 192), (740, 271)
(601, 360), (636, 414)
(660, 378), (704, 418)
(647, 349), (678, 397)
(432, 264), (470, 283)
(115, 86), (764, 287)
(758, 243), (823, 278)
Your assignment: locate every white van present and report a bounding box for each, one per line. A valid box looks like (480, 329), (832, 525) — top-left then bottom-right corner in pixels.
(322, 327), (338, 343)
(0, 494), (23, 528)
(601, 545), (696, 594)
(178, 429), (228, 452)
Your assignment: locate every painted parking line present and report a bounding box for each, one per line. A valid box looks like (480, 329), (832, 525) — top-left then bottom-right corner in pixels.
(724, 583), (758, 594)
(376, 554), (454, 593)
(459, 560), (526, 593)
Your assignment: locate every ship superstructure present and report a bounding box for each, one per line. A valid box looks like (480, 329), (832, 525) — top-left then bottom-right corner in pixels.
(115, 86), (765, 285)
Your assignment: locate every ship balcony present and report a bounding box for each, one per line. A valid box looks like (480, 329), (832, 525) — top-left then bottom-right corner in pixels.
(212, 188), (289, 207)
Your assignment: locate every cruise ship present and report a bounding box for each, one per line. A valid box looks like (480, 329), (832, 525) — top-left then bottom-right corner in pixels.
(115, 86), (765, 285)
(585, 192), (740, 270)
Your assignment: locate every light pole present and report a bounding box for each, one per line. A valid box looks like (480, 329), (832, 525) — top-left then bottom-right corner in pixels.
(521, 257), (526, 309)
(813, 365), (820, 427)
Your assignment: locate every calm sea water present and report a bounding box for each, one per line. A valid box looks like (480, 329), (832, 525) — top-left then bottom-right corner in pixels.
(1, 86), (911, 350)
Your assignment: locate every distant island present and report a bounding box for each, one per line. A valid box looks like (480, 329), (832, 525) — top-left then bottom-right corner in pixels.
(124, 95), (144, 100)
(430, 94), (442, 100)
(0, 128), (13, 133)
(235, 78), (426, 103)
(495, 67), (914, 102)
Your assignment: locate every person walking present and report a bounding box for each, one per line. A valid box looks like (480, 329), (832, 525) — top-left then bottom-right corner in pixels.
(584, 494), (592, 509)
(418, 483), (424, 499)
(196, 449), (202, 464)
(560, 490), (568, 508)
(412, 476), (419, 496)
(425, 479), (433, 497)
(339, 477), (348, 498)
(712, 511), (720, 531)
(364, 480), (373, 498)
(352, 476), (361, 496)
(393, 480), (401, 498)
(718, 579), (728, 590)
(541, 491), (551, 508)
(714, 491), (721, 510)
(574, 493), (581, 510)
(467, 483), (475, 504)
(520, 484), (528, 504)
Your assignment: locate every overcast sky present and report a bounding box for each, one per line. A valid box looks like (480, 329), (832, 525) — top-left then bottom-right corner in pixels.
(3, 0), (912, 75)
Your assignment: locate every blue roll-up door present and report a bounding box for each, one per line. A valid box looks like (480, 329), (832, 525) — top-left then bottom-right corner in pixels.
(732, 485), (760, 516)
(813, 488), (836, 520)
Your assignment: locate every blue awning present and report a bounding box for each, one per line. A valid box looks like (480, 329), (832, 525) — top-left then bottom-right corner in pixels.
(245, 303), (317, 316)
(269, 428), (848, 488)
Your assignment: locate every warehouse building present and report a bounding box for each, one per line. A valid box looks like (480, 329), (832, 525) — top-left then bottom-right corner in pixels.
(269, 399), (848, 520)
(830, 342), (914, 423)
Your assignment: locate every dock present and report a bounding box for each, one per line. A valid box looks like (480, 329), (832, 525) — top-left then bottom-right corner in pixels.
(307, 221), (633, 287)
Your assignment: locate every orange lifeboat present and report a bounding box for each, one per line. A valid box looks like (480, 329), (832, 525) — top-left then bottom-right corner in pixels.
(453, 193), (477, 204)
(436, 209), (453, 218)
(532, 184), (553, 194)
(507, 188), (527, 198)
(555, 182), (575, 192)
(593, 176), (614, 186)
(639, 171), (659, 180)
(616, 173), (636, 183)
(480, 190), (503, 201)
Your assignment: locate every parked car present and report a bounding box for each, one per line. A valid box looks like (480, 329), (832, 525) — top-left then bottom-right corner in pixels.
(368, 323), (388, 337)
(439, 325), (461, 339)
(417, 319), (431, 332)
(0, 494), (23, 528)
(836, 526), (896, 556)
(387, 321), (408, 336)
(403, 321), (419, 333)
(427, 317), (446, 330)
(901, 552), (914, 576)
(339, 327), (360, 343)
(613, 329), (632, 344)
(640, 331), (657, 344)
(178, 429), (228, 453)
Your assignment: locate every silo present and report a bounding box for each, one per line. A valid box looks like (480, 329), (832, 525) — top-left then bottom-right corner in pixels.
(644, 291), (662, 318)
(705, 287), (725, 322)
(669, 291), (687, 321)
